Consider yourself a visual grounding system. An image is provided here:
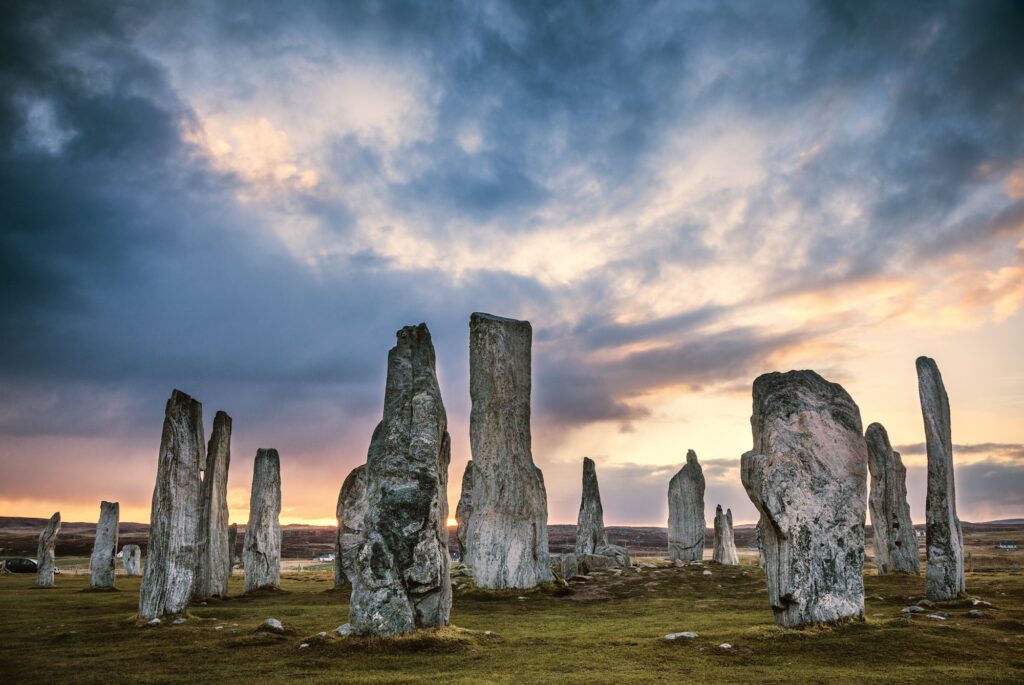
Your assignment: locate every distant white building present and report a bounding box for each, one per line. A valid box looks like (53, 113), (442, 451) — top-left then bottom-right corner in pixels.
(316, 553), (336, 562)
(996, 541), (1018, 550)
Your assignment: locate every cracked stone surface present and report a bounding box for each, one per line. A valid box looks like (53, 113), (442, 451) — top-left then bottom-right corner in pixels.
(195, 410), (232, 598)
(668, 450), (705, 562)
(712, 505), (739, 565)
(335, 463), (367, 589)
(866, 422), (920, 575)
(122, 544), (142, 576)
(90, 500), (119, 588)
(34, 512), (61, 588)
(243, 448), (282, 593)
(455, 460), (474, 562)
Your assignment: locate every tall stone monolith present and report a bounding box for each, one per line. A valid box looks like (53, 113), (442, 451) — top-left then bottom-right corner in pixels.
(195, 410), (232, 598)
(34, 512), (61, 588)
(574, 457), (630, 571)
(712, 505), (739, 565)
(122, 544), (142, 576)
(466, 312), (553, 589)
(90, 501), (119, 588)
(227, 523), (237, 576)
(668, 450), (705, 562)
(741, 370), (867, 627)
(455, 460), (474, 562)
(349, 324), (452, 636)
(139, 389), (204, 620)
(243, 448), (282, 593)
(335, 463), (368, 588)
(917, 356), (965, 600)
(865, 422), (919, 575)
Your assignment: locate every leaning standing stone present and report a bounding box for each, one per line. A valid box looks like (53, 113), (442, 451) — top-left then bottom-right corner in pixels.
(195, 410), (232, 598)
(34, 512), (61, 588)
(466, 313), (553, 589)
(455, 460), (475, 562)
(90, 501), (119, 588)
(243, 448), (282, 593)
(668, 450), (705, 562)
(865, 422), (919, 575)
(139, 389), (204, 620)
(335, 463), (368, 588)
(122, 544), (142, 576)
(917, 356), (965, 600)
(349, 324), (452, 636)
(712, 505), (739, 565)
(741, 370), (867, 627)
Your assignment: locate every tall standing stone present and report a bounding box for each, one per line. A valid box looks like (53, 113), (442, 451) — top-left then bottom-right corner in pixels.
(349, 324), (451, 636)
(195, 411), (232, 598)
(866, 422), (920, 575)
(466, 313), (553, 589)
(139, 389), (204, 620)
(90, 501), (119, 588)
(122, 544), (142, 576)
(243, 448), (282, 593)
(741, 370), (867, 627)
(712, 505), (739, 565)
(668, 450), (705, 562)
(227, 523), (237, 576)
(335, 463), (368, 588)
(455, 461), (474, 562)
(917, 356), (965, 600)
(574, 457), (630, 570)
(34, 512), (60, 588)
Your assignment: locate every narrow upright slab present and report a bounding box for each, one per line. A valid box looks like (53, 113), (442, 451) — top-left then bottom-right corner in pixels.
(712, 505), (739, 565)
(574, 457), (630, 571)
(741, 370), (867, 627)
(140, 389), (204, 620)
(243, 448), (282, 593)
(34, 512), (61, 588)
(335, 463), (368, 588)
(668, 450), (705, 562)
(349, 324), (452, 636)
(866, 423), (919, 575)
(195, 411), (232, 598)
(227, 523), (237, 576)
(90, 501), (119, 588)
(455, 460), (475, 562)
(917, 356), (965, 600)
(122, 544), (142, 576)
(466, 312), (553, 589)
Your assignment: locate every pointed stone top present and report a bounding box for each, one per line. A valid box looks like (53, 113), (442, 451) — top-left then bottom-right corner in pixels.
(471, 312), (530, 328)
(213, 410), (232, 425)
(50, 511), (60, 522)
(686, 449), (699, 466)
(583, 456), (596, 470)
(716, 504), (723, 515)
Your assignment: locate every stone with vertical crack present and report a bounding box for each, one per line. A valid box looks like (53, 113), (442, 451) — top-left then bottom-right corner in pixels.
(712, 505), (739, 565)
(195, 410), (232, 598)
(122, 544), (142, 576)
(455, 460), (475, 562)
(335, 463), (368, 588)
(668, 450), (705, 562)
(34, 512), (61, 588)
(866, 422), (920, 575)
(243, 448), (282, 592)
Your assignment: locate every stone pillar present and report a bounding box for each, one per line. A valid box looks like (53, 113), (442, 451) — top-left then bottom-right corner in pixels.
(865, 422), (920, 575)
(916, 356), (965, 600)
(574, 457), (630, 571)
(139, 389), (204, 620)
(741, 370), (867, 627)
(195, 410), (232, 598)
(335, 463), (368, 589)
(34, 512), (61, 588)
(466, 312), (553, 589)
(122, 544), (142, 576)
(243, 448), (282, 593)
(349, 324), (452, 636)
(227, 523), (237, 577)
(89, 501), (120, 588)
(668, 450), (705, 562)
(712, 505), (739, 565)
(455, 460), (475, 562)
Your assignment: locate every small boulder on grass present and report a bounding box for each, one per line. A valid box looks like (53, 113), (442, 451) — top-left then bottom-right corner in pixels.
(256, 618), (289, 635)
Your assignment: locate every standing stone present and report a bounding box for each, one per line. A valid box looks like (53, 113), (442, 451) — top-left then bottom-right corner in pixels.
(712, 505), (739, 565)
(740, 370), (867, 627)
(865, 422), (920, 575)
(455, 461), (475, 562)
(668, 450), (705, 562)
(90, 501), (119, 588)
(122, 544), (142, 576)
(574, 457), (630, 571)
(335, 463), (368, 588)
(139, 389), (204, 620)
(34, 512), (61, 588)
(349, 324), (451, 636)
(227, 523), (237, 576)
(243, 448), (282, 593)
(195, 411), (232, 598)
(917, 356), (965, 600)
(466, 313), (553, 589)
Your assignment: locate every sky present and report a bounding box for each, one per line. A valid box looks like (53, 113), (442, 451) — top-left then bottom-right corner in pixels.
(1, 1), (1022, 529)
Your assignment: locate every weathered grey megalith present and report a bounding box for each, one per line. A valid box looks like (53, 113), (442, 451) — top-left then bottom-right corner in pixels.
(227, 523), (238, 576)
(574, 457), (630, 571)
(466, 313), (553, 589)
(195, 410), (232, 598)
(335, 463), (368, 588)
(243, 448), (282, 593)
(917, 356), (965, 601)
(455, 460), (474, 562)
(140, 389), (204, 620)
(349, 324), (452, 636)
(90, 501), (119, 588)
(741, 370), (867, 627)
(122, 544), (142, 576)
(668, 450), (705, 562)
(34, 512), (61, 588)
(712, 505), (739, 565)
(866, 423), (919, 575)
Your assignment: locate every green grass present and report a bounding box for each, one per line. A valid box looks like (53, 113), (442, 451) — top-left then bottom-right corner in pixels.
(1, 561), (1022, 683)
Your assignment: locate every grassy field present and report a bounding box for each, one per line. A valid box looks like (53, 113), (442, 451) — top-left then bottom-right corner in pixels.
(2, 554), (1023, 684)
